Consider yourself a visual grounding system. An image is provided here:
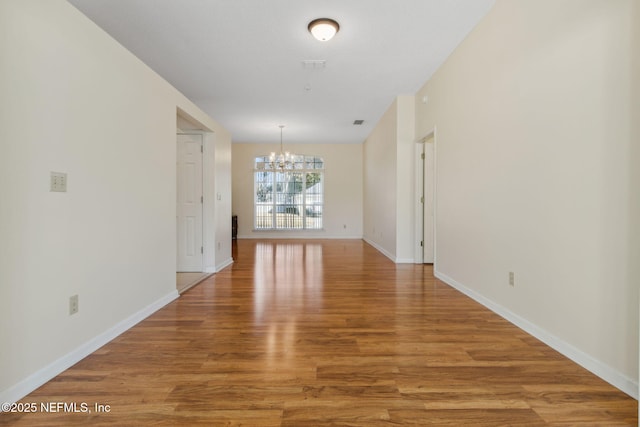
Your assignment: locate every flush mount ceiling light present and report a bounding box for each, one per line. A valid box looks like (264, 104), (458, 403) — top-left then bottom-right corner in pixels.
(308, 18), (340, 41)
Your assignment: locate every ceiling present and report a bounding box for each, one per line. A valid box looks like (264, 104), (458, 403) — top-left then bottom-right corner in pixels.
(67, 0), (494, 144)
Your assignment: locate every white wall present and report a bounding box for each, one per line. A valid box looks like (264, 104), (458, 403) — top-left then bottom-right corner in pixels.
(363, 96), (416, 262)
(363, 101), (398, 257)
(232, 143), (363, 239)
(415, 0), (638, 396)
(0, 0), (230, 402)
(214, 132), (233, 270)
(395, 96), (416, 262)
(632, 0), (640, 408)
(634, 0), (640, 410)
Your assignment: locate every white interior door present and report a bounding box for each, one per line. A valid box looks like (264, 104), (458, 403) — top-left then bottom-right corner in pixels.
(177, 134), (203, 272)
(423, 139), (435, 263)
(414, 143), (425, 263)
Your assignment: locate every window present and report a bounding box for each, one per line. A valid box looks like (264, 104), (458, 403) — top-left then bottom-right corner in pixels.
(254, 155), (324, 230)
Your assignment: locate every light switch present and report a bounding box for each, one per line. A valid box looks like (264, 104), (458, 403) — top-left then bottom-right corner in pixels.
(50, 172), (67, 192)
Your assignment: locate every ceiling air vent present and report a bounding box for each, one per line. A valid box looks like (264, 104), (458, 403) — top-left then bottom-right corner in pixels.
(353, 120), (364, 125)
(301, 60), (326, 69)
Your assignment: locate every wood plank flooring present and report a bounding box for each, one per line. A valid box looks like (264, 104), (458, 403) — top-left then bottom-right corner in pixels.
(3, 239), (637, 426)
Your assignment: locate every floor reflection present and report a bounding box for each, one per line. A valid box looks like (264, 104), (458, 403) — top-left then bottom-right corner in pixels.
(252, 241), (324, 362)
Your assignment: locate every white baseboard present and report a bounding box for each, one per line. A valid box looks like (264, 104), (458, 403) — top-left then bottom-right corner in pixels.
(237, 235), (364, 240)
(0, 290), (179, 406)
(215, 257), (234, 272)
(434, 270), (639, 399)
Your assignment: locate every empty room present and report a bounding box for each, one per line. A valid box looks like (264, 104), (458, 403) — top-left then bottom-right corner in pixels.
(1, 0), (638, 425)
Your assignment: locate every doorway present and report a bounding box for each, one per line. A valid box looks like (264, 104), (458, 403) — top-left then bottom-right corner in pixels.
(176, 133), (203, 272)
(415, 133), (435, 264)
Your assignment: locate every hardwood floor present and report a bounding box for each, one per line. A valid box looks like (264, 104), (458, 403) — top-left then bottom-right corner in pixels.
(3, 239), (637, 426)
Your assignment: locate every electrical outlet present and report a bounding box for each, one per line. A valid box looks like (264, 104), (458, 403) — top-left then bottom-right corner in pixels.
(509, 272), (515, 287)
(69, 294), (79, 315)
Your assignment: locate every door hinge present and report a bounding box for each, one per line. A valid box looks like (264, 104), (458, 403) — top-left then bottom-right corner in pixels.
(200, 144), (203, 153)
(420, 241), (423, 247)
(420, 196), (424, 204)
(201, 246), (203, 254)
(201, 196), (203, 203)
(421, 153), (425, 159)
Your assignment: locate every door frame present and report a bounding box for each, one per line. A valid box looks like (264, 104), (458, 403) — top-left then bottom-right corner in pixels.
(414, 128), (437, 265)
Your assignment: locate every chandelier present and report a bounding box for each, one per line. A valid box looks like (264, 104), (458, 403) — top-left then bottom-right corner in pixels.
(269, 125), (294, 170)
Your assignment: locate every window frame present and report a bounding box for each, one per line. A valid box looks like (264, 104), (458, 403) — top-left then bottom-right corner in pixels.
(253, 155), (324, 231)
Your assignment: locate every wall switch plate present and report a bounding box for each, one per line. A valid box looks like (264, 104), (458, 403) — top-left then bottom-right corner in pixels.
(69, 294), (79, 315)
(509, 272), (515, 287)
(50, 172), (67, 192)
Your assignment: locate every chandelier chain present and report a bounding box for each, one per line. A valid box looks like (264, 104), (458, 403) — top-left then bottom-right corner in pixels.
(269, 125), (293, 170)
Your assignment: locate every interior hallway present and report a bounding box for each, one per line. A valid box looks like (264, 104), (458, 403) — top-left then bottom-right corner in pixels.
(3, 239), (636, 426)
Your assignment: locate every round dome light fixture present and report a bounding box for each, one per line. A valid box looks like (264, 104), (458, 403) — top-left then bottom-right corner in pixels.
(308, 18), (340, 41)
